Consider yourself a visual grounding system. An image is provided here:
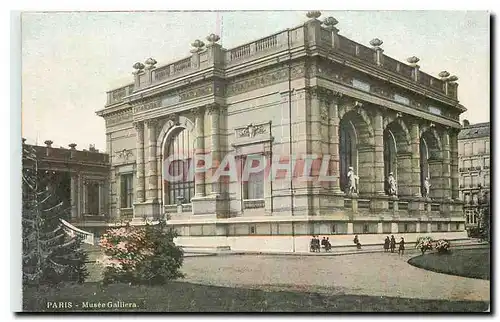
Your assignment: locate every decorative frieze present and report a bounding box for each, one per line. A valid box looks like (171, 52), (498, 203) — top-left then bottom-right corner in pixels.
(236, 122), (268, 138)
(115, 149), (133, 162)
(106, 109), (133, 126)
(226, 64), (305, 97)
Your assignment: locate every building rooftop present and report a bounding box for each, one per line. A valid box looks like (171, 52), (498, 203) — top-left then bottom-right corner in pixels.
(458, 122), (490, 140)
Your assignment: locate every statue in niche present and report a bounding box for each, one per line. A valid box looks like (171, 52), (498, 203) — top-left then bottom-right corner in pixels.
(347, 166), (359, 195)
(422, 177), (431, 198)
(387, 172), (398, 196)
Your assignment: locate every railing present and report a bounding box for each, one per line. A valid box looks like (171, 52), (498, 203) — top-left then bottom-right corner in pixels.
(243, 199), (265, 209)
(229, 44), (251, 61)
(154, 65), (171, 81)
(382, 55), (399, 74)
(107, 84), (134, 105)
(357, 43), (374, 63)
(255, 34), (278, 52)
(182, 204), (192, 213)
(60, 219), (95, 245)
(358, 199), (371, 209)
(338, 35), (357, 56)
(173, 57), (191, 74)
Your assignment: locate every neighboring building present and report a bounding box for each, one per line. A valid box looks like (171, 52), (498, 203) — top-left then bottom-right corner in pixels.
(458, 120), (490, 228)
(96, 12), (467, 252)
(22, 139), (110, 226)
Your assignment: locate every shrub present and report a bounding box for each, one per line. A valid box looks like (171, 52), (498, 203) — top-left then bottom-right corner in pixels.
(98, 220), (184, 285)
(435, 239), (451, 254)
(415, 236), (433, 255)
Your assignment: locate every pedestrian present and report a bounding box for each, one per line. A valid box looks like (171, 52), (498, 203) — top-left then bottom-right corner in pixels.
(390, 235), (396, 253)
(353, 235), (362, 249)
(384, 236), (390, 252)
(399, 237), (405, 255)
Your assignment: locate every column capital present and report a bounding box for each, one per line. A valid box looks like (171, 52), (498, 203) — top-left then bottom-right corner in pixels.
(144, 118), (160, 129)
(133, 121), (144, 131)
(207, 103), (220, 115)
(192, 106), (205, 117)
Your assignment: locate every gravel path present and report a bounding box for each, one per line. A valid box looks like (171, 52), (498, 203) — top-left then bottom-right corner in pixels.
(182, 253), (489, 302)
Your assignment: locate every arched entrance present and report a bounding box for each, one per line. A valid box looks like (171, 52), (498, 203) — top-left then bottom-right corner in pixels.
(162, 126), (195, 205)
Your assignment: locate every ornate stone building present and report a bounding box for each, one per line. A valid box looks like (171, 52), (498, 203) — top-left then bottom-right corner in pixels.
(97, 12), (467, 251)
(458, 120), (490, 228)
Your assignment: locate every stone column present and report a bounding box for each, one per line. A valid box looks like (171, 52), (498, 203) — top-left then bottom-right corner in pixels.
(134, 122), (146, 203)
(410, 122), (421, 197)
(208, 104), (221, 195)
(329, 93), (342, 193)
(146, 119), (159, 202)
(194, 107), (206, 197)
(70, 173), (78, 219)
(373, 109), (385, 195)
(450, 129), (460, 200)
(442, 130), (452, 199)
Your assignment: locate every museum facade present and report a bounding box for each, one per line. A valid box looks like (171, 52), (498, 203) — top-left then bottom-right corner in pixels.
(96, 12), (467, 251)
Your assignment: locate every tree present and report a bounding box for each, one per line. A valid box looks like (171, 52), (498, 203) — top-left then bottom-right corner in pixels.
(22, 145), (88, 286)
(478, 192), (490, 242)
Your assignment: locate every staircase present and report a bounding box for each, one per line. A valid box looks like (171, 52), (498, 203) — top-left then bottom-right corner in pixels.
(60, 218), (95, 245)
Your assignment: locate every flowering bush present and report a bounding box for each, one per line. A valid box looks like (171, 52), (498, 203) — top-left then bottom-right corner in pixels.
(435, 239), (451, 254)
(415, 236), (434, 255)
(98, 220), (184, 285)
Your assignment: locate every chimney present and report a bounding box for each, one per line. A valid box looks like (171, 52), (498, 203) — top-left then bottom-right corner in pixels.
(462, 119), (470, 127)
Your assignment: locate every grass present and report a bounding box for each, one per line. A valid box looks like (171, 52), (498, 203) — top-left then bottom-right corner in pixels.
(408, 248), (490, 280)
(22, 281), (488, 312)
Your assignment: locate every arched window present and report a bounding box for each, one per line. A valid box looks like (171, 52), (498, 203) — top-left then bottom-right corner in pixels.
(164, 128), (194, 205)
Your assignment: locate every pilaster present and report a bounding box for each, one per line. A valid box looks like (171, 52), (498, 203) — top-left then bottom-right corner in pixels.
(373, 108), (385, 195)
(410, 122), (421, 197)
(134, 121), (146, 203)
(145, 119), (159, 202)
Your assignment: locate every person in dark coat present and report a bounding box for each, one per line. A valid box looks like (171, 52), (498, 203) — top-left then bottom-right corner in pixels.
(398, 237), (405, 255)
(321, 237), (327, 249)
(325, 237), (332, 251)
(390, 235), (396, 253)
(353, 235), (361, 249)
(384, 236), (390, 252)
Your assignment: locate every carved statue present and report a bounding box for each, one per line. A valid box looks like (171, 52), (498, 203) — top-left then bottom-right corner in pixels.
(347, 166), (358, 194)
(387, 172), (398, 196)
(422, 177), (431, 198)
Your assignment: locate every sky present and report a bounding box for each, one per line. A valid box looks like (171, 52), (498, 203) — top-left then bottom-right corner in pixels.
(21, 11), (490, 151)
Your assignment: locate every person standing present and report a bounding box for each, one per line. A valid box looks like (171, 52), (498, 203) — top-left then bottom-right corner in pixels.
(390, 235), (396, 253)
(384, 236), (390, 252)
(398, 237), (405, 255)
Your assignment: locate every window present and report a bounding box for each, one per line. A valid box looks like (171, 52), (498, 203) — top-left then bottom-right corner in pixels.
(382, 223), (392, 234)
(463, 159), (472, 169)
(484, 157), (490, 168)
(249, 225), (256, 235)
(464, 176), (471, 187)
(331, 224), (336, 234)
(471, 175), (478, 187)
(472, 158), (481, 168)
(464, 143), (472, 156)
(164, 128), (194, 204)
(484, 175), (490, 187)
(398, 222), (416, 233)
(86, 181), (100, 215)
(352, 79), (371, 92)
(394, 94), (410, 105)
(429, 106), (442, 115)
(464, 193), (471, 204)
(120, 174), (134, 208)
(485, 141), (490, 153)
(353, 222), (377, 234)
(243, 154), (265, 200)
(473, 142), (483, 155)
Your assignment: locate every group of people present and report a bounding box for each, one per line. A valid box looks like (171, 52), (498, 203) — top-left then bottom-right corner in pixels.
(384, 235), (405, 255)
(310, 236), (332, 252)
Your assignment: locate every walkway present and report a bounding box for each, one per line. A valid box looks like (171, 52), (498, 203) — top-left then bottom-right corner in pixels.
(181, 252), (489, 302)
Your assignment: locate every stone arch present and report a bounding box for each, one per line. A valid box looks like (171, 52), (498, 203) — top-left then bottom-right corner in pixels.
(338, 106), (375, 194)
(383, 116), (412, 196)
(420, 126), (443, 199)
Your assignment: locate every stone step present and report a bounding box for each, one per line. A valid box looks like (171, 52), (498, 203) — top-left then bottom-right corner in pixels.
(181, 245), (231, 253)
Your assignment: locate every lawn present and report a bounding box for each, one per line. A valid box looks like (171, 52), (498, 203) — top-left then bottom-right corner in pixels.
(408, 248), (490, 280)
(22, 281), (488, 312)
